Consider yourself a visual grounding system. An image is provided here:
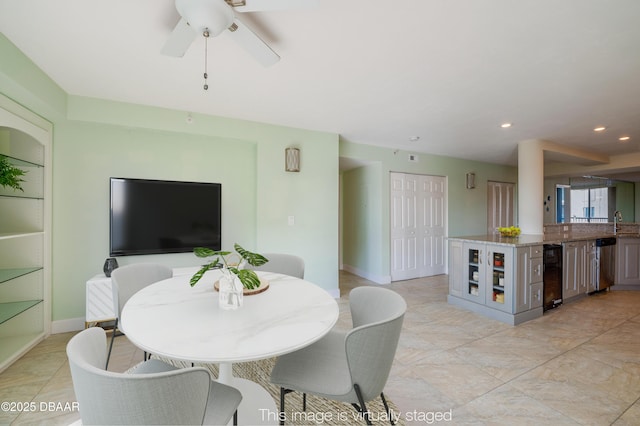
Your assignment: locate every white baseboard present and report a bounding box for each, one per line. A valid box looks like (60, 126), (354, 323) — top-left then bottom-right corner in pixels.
(342, 264), (391, 285)
(51, 317), (85, 334)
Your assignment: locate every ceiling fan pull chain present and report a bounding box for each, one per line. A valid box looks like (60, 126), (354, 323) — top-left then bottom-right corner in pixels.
(203, 29), (210, 91)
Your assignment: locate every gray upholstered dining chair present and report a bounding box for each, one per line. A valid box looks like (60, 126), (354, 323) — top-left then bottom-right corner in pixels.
(249, 253), (305, 278)
(106, 263), (173, 369)
(67, 327), (242, 425)
(270, 286), (406, 425)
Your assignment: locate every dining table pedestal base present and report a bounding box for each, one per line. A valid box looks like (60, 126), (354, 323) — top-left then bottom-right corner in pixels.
(219, 362), (277, 425)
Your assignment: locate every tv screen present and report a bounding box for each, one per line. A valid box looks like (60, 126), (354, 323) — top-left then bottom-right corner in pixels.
(110, 177), (221, 256)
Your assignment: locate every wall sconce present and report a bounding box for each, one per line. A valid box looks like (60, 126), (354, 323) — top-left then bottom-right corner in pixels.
(285, 147), (300, 172)
(466, 172), (476, 189)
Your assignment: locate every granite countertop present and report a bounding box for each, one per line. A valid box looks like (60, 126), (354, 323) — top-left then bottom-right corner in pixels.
(448, 232), (636, 247)
(616, 233), (640, 238)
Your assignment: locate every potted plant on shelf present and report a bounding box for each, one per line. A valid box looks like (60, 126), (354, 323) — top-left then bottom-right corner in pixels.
(0, 155), (26, 191)
(190, 243), (269, 290)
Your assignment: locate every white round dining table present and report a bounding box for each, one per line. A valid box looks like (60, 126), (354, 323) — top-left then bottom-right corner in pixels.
(120, 269), (339, 425)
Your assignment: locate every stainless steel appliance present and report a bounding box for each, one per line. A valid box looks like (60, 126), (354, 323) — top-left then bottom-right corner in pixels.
(543, 244), (563, 311)
(595, 237), (616, 291)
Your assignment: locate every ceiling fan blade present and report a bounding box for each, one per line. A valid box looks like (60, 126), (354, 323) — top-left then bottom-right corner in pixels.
(226, 18), (280, 66)
(161, 18), (197, 57)
(232, 0), (317, 12)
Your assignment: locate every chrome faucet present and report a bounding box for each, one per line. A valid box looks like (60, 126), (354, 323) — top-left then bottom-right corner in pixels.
(614, 210), (623, 235)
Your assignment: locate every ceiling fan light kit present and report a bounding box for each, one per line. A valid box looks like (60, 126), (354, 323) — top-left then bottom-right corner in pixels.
(176, 0), (234, 37)
(163, 0), (282, 68)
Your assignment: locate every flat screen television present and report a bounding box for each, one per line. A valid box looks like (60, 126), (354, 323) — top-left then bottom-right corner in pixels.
(110, 177), (221, 256)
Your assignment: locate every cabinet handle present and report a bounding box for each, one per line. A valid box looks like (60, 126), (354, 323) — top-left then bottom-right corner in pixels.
(488, 251), (491, 265)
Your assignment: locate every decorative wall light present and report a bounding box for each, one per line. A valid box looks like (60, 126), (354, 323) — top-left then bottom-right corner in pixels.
(466, 172), (476, 189)
(285, 147), (300, 172)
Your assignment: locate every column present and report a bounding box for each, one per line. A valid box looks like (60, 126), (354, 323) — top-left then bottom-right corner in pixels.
(518, 139), (544, 235)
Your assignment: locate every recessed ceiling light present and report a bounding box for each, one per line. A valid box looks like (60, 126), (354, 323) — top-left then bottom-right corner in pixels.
(593, 126), (606, 132)
(619, 136), (631, 141)
(500, 123), (512, 128)
(408, 136), (420, 142)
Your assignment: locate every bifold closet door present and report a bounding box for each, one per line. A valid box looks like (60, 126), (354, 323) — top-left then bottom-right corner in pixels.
(390, 172), (446, 281)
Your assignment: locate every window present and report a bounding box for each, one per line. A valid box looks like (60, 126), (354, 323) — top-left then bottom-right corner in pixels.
(556, 185), (612, 224)
(570, 187), (609, 223)
(556, 185), (569, 223)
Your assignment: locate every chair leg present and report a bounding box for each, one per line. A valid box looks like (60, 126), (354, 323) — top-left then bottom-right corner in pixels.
(302, 393), (307, 412)
(279, 387), (290, 426)
(278, 388), (297, 425)
(233, 410), (238, 426)
(352, 384), (372, 426)
(279, 388), (285, 426)
(380, 392), (395, 425)
(105, 318), (118, 369)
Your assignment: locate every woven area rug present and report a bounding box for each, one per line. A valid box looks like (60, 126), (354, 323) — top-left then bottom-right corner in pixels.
(154, 356), (403, 426)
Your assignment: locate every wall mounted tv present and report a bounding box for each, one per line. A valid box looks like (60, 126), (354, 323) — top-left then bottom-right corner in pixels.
(110, 177), (221, 256)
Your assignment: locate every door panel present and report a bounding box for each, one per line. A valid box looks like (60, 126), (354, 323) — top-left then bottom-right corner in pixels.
(391, 172), (447, 281)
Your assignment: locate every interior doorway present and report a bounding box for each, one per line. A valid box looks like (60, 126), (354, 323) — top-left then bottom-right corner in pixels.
(390, 172), (447, 281)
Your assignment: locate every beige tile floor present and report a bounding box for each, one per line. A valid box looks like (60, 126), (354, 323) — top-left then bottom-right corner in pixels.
(2, 270), (640, 425)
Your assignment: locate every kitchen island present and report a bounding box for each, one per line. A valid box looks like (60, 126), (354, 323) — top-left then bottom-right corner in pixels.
(448, 225), (639, 325)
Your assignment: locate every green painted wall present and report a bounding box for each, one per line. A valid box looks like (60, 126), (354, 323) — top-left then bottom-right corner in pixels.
(52, 119), (259, 320)
(342, 162), (384, 279)
(0, 34), (66, 121)
(1, 35), (339, 323)
(340, 141), (518, 282)
(615, 181), (635, 222)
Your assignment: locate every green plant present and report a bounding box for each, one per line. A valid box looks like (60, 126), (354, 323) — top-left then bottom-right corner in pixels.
(190, 243), (269, 289)
(0, 155), (26, 191)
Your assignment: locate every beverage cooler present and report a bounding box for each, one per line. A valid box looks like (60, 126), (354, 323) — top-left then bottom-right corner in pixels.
(543, 244), (563, 311)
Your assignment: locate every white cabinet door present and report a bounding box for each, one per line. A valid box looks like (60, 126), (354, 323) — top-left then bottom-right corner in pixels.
(563, 242), (577, 299)
(617, 238), (640, 285)
(563, 241), (585, 299)
(448, 240), (463, 297)
(514, 247), (530, 313)
(586, 240), (598, 293)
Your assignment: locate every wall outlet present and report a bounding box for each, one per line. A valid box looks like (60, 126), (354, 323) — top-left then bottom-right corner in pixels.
(408, 154), (419, 162)
(288, 216), (295, 226)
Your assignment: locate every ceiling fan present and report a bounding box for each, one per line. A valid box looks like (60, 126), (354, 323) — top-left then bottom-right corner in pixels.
(162, 0), (315, 66)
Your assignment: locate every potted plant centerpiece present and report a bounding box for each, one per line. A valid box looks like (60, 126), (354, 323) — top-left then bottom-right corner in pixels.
(0, 155), (26, 191)
(190, 243), (269, 309)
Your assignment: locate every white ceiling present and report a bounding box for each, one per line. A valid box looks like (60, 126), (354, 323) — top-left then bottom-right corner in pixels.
(2, 0), (640, 171)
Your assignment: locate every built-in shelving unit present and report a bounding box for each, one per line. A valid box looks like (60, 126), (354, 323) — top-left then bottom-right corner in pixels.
(0, 95), (52, 373)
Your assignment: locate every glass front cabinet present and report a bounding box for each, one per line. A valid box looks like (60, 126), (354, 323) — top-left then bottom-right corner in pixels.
(449, 239), (545, 325)
(0, 96), (52, 372)
(463, 242), (485, 303)
(463, 242), (513, 313)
